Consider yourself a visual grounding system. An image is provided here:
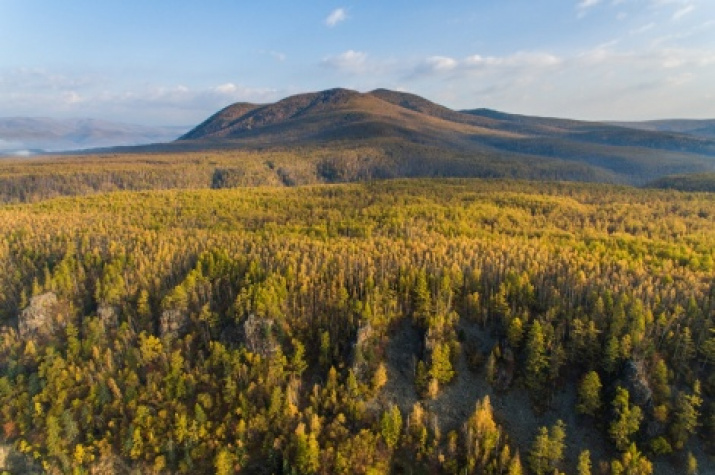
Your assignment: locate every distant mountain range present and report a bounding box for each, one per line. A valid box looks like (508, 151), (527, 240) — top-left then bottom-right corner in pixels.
(177, 88), (715, 185)
(608, 119), (715, 141)
(0, 118), (188, 155)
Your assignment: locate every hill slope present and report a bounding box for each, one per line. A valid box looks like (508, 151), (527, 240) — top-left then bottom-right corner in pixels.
(178, 88), (715, 185)
(646, 172), (715, 192)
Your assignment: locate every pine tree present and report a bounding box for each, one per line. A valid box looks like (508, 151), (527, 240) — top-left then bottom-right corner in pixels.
(214, 448), (235, 475)
(380, 405), (402, 449)
(609, 387), (643, 451)
(372, 362), (388, 393)
(577, 371), (602, 416)
(577, 450), (591, 475)
(525, 320), (548, 398)
(528, 420), (565, 475)
(670, 380), (702, 450)
(429, 342), (455, 384)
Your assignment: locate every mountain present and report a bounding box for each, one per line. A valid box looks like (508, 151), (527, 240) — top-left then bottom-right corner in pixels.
(178, 88), (715, 185)
(0, 117), (189, 155)
(608, 119), (715, 141)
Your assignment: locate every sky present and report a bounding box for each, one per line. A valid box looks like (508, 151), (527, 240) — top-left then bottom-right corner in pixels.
(1, 0), (714, 126)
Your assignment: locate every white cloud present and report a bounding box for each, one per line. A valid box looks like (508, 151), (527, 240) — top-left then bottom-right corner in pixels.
(667, 72), (693, 85)
(214, 83), (238, 94)
(62, 91), (84, 104)
(424, 56), (458, 72)
(321, 50), (369, 73)
(325, 8), (347, 27)
(672, 4), (695, 20)
(630, 22), (656, 35)
(0, 74), (282, 125)
(577, 0), (601, 16)
(465, 52), (562, 68)
(412, 51), (562, 78)
(0, 68), (98, 91)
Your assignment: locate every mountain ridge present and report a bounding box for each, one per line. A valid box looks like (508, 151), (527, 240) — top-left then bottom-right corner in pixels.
(177, 88), (715, 185)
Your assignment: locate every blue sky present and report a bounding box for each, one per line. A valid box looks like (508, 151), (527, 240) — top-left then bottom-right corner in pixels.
(1, 0), (714, 125)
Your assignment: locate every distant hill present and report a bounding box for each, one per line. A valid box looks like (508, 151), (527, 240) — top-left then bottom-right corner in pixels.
(609, 119), (715, 141)
(0, 117), (189, 155)
(178, 88), (715, 185)
(646, 172), (715, 192)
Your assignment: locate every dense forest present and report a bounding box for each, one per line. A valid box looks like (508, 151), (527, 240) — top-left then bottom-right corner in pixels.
(0, 179), (713, 474)
(0, 147), (613, 205)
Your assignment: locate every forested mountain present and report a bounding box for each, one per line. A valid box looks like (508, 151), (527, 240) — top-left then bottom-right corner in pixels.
(0, 179), (713, 474)
(175, 88), (715, 185)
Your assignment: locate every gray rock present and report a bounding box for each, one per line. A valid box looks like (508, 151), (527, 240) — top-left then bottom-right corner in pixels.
(240, 314), (278, 357)
(18, 292), (64, 339)
(159, 308), (190, 338)
(97, 305), (119, 328)
(350, 322), (375, 377)
(621, 359), (653, 408)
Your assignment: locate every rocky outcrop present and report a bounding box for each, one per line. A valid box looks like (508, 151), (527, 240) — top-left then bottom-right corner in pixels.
(0, 444), (42, 474)
(494, 343), (516, 391)
(620, 360), (653, 408)
(18, 292), (65, 339)
(239, 314), (279, 357)
(159, 309), (190, 339)
(97, 305), (119, 328)
(350, 322), (375, 377)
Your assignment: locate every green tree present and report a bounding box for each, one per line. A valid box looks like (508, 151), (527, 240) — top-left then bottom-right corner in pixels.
(430, 342), (455, 384)
(525, 320), (548, 398)
(214, 448), (235, 475)
(412, 269), (431, 325)
(609, 387), (643, 451)
(670, 380), (702, 450)
(610, 443), (652, 475)
(528, 420), (565, 475)
(507, 316), (524, 349)
(380, 405), (402, 449)
(293, 424), (320, 474)
(577, 371), (602, 416)
(577, 450), (591, 475)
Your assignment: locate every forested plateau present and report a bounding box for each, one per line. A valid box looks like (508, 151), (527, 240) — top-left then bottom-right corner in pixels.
(0, 178), (713, 474)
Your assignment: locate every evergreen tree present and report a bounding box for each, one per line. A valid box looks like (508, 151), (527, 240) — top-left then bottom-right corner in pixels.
(577, 371), (602, 416)
(609, 387), (643, 451)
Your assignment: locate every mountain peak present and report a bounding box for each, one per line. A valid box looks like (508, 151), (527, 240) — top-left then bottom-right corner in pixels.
(175, 88), (715, 184)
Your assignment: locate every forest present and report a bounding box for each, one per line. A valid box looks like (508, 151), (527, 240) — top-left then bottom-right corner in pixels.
(0, 178), (712, 474)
